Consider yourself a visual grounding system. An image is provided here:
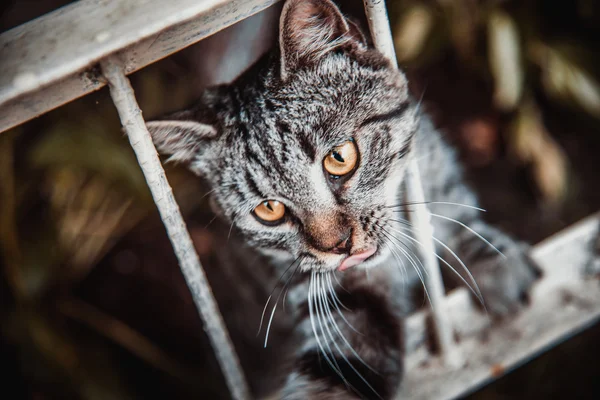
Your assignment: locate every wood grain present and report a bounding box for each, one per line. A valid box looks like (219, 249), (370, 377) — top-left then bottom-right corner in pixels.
(0, 0), (281, 133)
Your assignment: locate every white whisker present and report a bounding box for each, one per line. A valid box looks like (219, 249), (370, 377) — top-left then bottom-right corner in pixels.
(258, 255), (302, 336)
(333, 272), (350, 295)
(387, 223), (485, 306)
(258, 294), (273, 336)
(199, 188), (216, 202)
(264, 257), (305, 347)
(227, 214), (236, 240)
(308, 271), (344, 379)
(324, 274), (378, 375)
(325, 274), (359, 333)
(203, 214), (218, 229)
(430, 212), (505, 259)
(316, 274), (382, 399)
(379, 226), (432, 307)
(414, 86), (427, 116)
(314, 274), (351, 391)
(380, 223), (427, 275)
(427, 201), (486, 212)
(375, 214), (484, 305)
(264, 301), (279, 348)
(389, 201), (486, 212)
(382, 239), (407, 287)
(282, 262), (302, 313)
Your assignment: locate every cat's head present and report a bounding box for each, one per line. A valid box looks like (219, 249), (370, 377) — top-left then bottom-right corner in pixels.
(147, 0), (418, 272)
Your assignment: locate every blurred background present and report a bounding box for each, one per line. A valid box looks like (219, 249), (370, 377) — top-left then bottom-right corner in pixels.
(1, 0), (600, 398)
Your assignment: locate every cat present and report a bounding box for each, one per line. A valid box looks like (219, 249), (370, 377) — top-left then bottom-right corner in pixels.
(144, 0), (540, 398)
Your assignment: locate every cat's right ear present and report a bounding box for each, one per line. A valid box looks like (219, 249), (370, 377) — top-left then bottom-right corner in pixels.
(145, 120), (218, 164)
(279, 0), (365, 80)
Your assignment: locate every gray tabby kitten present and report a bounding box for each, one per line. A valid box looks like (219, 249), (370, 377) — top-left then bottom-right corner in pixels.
(146, 0), (540, 398)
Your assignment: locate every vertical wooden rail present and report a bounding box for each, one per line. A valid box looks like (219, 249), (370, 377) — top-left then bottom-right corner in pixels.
(101, 57), (251, 400)
(362, 0), (462, 367)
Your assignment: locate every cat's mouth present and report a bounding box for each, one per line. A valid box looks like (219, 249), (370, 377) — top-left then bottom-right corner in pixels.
(338, 246), (378, 271)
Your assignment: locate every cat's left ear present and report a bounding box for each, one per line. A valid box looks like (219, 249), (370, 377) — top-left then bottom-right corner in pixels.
(279, 0), (366, 80)
(145, 119), (218, 164)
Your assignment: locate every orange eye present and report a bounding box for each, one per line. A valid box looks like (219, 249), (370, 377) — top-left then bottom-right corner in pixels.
(254, 200), (286, 224)
(323, 140), (358, 176)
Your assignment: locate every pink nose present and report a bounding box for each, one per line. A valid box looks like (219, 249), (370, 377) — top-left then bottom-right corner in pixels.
(338, 247), (377, 271)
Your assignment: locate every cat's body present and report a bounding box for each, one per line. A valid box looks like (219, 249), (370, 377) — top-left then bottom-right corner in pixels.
(145, 0), (539, 398)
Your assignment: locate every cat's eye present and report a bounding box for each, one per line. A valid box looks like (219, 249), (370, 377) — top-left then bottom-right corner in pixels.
(323, 140), (359, 177)
(254, 200), (286, 224)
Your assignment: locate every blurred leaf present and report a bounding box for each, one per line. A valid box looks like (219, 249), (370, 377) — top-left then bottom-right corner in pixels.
(43, 168), (149, 286)
(29, 116), (150, 199)
(393, 4), (435, 63)
(508, 100), (569, 204)
(439, 0), (479, 62)
(488, 9), (524, 111)
(530, 42), (600, 117)
(24, 114), (158, 287)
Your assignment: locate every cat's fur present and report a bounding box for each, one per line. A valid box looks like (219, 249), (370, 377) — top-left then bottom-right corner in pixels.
(145, 0), (540, 398)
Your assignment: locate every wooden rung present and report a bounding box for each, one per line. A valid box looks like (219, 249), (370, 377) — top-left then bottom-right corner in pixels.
(0, 0), (281, 134)
(398, 213), (600, 399)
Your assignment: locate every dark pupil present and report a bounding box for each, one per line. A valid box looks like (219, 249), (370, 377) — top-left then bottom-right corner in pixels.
(332, 151), (344, 163)
(265, 202), (273, 212)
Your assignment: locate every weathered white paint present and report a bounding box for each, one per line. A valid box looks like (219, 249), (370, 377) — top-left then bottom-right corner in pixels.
(0, 0), (281, 133)
(398, 213), (600, 399)
(101, 57), (250, 400)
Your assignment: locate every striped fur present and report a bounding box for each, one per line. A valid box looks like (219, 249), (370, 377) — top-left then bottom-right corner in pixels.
(146, 0), (540, 398)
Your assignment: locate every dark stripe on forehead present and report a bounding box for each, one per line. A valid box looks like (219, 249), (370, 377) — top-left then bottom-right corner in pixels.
(258, 126), (284, 168)
(297, 131), (316, 161)
(361, 102), (410, 127)
(274, 121), (292, 164)
(245, 170), (267, 200)
(247, 151), (272, 177)
(275, 117), (316, 162)
(279, 135), (290, 164)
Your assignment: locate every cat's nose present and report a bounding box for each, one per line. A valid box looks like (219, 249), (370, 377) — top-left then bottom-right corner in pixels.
(304, 214), (354, 253)
(330, 229), (352, 254)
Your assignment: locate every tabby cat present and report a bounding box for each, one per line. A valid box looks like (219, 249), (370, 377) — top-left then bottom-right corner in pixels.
(145, 0), (540, 398)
